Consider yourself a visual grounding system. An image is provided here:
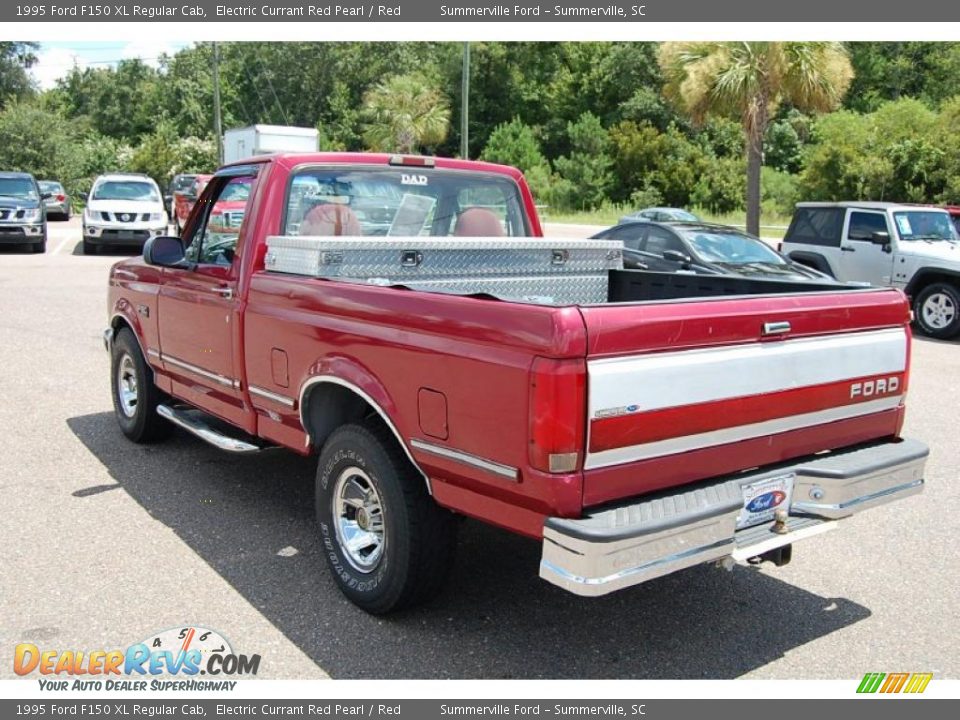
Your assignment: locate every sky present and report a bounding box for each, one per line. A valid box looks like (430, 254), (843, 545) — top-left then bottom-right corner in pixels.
(31, 41), (192, 89)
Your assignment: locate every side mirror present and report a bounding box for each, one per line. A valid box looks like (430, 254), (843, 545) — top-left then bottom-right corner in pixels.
(871, 231), (891, 245)
(41, 192), (52, 200)
(663, 249), (692, 265)
(144, 235), (187, 267)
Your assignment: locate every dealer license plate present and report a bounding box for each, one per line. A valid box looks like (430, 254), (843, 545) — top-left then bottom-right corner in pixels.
(736, 473), (795, 529)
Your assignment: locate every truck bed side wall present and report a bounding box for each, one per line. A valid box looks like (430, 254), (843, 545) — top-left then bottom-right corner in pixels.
(243, 275), (588, 536)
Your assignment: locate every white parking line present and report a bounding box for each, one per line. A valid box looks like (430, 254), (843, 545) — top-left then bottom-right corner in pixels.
(51, 237), (72, 256)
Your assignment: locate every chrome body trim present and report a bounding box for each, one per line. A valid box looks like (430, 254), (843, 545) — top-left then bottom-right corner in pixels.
(249, 385), (296, 408)
(409, 439), (518, 481)
(157, 405), (261, 453)
(161, 353), (238, 390)
(102, 327), (114, 352)
(540, 438), (927, 597)
(109, 313), (149, 362)
(298, 375), (432, 494)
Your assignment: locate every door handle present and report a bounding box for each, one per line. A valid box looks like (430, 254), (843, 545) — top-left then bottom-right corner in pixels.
(841, 246), (856, 252)
(214, 285), (234, 300)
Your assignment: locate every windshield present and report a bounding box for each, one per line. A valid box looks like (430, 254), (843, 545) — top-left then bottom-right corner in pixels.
(285, 167), (529, 237)
(92, 180), (159, 202)
(680, 229), (786, 265)
(173, 175), (197, 191)
(0, 177), (38, 200)
(666, 210), (699, 221)
(893, 211), (958, 242)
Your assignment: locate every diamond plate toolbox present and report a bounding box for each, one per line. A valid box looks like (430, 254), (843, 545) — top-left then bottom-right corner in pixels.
(263, 235), (623, 305)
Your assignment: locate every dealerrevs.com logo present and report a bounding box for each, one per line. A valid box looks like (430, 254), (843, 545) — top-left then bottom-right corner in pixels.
(14, 626), (260, 691)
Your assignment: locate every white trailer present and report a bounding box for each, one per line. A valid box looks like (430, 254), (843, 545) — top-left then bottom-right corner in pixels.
(223, 125), (319, 163)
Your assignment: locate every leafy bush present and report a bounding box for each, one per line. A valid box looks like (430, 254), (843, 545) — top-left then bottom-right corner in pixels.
(761, 167), (800, 216)
(690, 157), (745, 214)
(553, 112), (614, 210)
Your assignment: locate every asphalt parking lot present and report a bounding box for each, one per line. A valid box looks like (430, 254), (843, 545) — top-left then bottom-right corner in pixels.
(1, 217), (957, 680)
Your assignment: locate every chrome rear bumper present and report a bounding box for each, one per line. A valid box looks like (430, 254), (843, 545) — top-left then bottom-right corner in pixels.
(540, 438), (927, 597)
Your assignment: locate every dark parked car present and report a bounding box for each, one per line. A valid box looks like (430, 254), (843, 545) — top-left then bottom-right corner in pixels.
(38, 180), (71, 220)
(619, 207), (700, 224)
(592, 220), (832, 282)
(0, 171), (47, 253)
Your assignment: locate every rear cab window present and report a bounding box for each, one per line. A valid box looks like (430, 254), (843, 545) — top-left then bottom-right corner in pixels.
(283, 166), (530, 237)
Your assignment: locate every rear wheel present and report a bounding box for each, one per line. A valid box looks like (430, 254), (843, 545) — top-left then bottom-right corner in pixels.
(315, 422), (457, 614)
(110, 327), (172, 442)
(914, 283), (960, 339)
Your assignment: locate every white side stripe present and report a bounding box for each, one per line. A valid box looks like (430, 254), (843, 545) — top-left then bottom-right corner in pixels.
(588, 328), (906, 417)
(584, 395), (903, 469)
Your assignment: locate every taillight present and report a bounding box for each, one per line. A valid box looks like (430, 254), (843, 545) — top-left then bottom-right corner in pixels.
(57, 194), (66, 202)
(529, 357), (586, 473)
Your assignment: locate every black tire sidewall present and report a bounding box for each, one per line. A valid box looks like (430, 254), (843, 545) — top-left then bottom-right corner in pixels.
(111, 329), (152, 440)
(316, 428), (412, 610)
(915, 283), (960, 339)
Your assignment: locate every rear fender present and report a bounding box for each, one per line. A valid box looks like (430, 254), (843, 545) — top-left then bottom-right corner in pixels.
(298, 357), (430, 492)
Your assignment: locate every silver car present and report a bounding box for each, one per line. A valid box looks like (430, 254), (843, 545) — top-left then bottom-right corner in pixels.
(38, 181), (71, 220)
(619, 207), (699, 224)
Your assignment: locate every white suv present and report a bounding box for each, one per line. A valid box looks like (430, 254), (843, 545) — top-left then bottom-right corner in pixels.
(781, 202), (960, 338)
(82, 173), (168, 255)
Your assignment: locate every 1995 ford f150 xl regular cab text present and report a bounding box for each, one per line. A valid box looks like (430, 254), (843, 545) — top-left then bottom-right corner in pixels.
(103, 152), (928, 613)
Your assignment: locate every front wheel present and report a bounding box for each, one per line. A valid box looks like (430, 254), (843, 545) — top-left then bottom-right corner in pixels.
(914, 283), (960, 339)
(315, 422), (457, 614)
(110, 327), (172, 442)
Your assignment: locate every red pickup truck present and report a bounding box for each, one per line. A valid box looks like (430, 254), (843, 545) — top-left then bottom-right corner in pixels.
(105, 152), (928, 614)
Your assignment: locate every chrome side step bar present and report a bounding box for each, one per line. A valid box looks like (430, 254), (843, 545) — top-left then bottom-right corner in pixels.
(157, 404), (265, 453)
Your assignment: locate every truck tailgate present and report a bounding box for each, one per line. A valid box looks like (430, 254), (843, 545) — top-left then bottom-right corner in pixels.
(578, 288), (911, 506)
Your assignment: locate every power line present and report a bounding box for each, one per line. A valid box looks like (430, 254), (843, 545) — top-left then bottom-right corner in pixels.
(255, 54), (291, 127)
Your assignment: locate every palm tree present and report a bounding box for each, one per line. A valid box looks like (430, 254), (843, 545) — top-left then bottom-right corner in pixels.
(362, 74), (451, 154)
(659, 42), (853, 235)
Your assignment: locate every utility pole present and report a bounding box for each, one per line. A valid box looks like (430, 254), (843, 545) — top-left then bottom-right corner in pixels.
(213, 41), (223, 165)
(460, 42), (470, 159)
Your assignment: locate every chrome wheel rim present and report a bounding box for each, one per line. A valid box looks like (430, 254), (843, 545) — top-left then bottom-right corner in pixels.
(332, 467), (385, 573)
(922, 293), (956, 330)
(116, 353), (139, 418)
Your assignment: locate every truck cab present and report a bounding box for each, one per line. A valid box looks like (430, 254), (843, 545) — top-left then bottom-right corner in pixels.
(782, 201), (960, 338)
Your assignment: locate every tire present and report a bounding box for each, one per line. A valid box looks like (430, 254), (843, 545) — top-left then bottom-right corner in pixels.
(110, 327), (172, 443)
(82, 238), (96, 255)
(32, 238), (46, 254)
(315, 422), (457, 614)
(914, 283), (960, 339)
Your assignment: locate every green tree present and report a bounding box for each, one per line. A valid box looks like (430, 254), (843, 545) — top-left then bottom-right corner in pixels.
(129, 120), (217, 187)
(553, 112), (614, 210)
(0, 42), (37, 109)
(480, 118), (548, 173)
(659, 41), (853, 234)
(362, 74), (451, 153)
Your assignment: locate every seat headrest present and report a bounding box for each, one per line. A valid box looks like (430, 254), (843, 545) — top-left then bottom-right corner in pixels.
(454, 208), (504, 237)
(299, 203), (362, 236)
